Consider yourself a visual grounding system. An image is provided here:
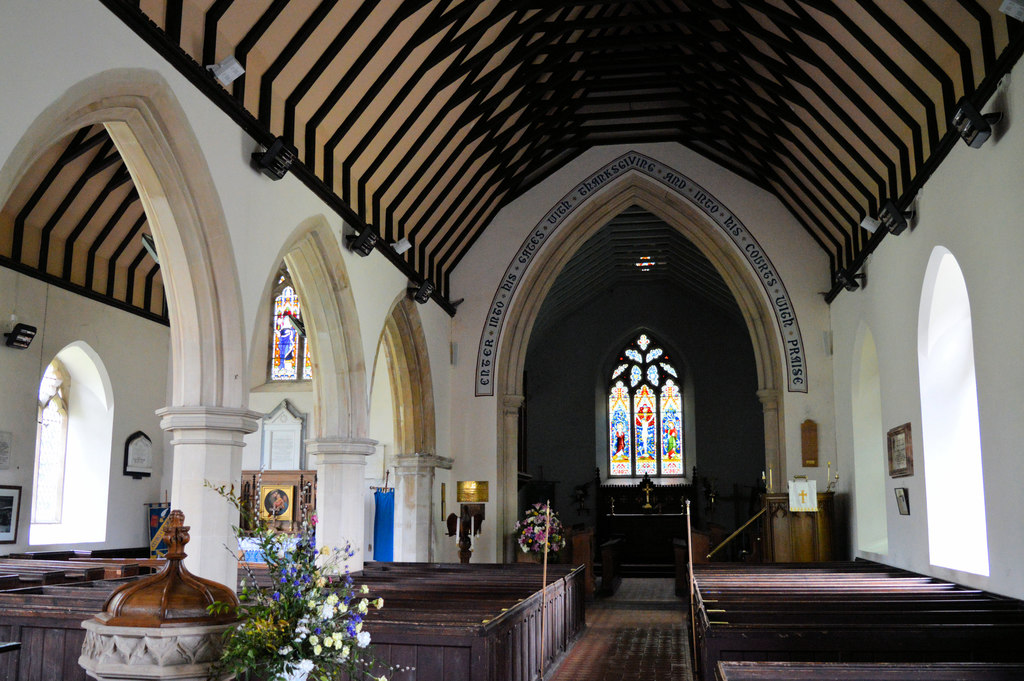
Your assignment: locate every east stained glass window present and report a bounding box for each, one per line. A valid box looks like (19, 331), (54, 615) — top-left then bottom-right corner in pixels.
(607, 332), (683, 477)
(270, 266), (314, 382)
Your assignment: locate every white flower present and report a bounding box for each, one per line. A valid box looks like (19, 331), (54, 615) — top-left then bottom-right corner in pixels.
(356, 630), (371, 648)
(339, 645), (350, 660)
(295, 660), (314, 674)
(313, 644), (322, 655)
(324, 637), (334, 648)
(278, 645), (293, 656)
(357, 599), (368, 614)
(321, 603), (335, 619)
(309, 634), (319, 646)
(374, 597), (384, 609)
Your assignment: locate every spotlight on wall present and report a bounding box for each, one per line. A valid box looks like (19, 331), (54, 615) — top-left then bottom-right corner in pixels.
(859, 216), (881, 234)
(879, 200), (914, 236)
(834, 269), (864, 292)
(141, 233), (160, 265)
(250, 137), (297, 180)
(4, 322), (37, 349)
(408, 280), (435, 304)
(391, 237), (412, 254)
(206, 55), (245, 86)
(951, 97), (1002, 149)
(1000, 0), (1024, 21)
(346, 228), (378, 257)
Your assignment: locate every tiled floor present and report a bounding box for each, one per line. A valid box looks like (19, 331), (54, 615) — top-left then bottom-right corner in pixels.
(548, 578), (693, 681)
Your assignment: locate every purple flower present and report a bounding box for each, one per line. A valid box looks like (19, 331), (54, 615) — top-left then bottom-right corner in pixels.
(273, 591), (281, 601)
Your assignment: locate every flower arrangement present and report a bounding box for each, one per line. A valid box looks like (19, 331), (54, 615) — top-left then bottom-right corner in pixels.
(205, 482), (389, 681)
(513, 502), (566, 554)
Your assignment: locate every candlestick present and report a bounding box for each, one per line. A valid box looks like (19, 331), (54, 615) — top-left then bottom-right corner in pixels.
(470, 515), (475, 549)
(768, 467), (773, 491)
(455, 515), (460, 545)
(827, 461), (831, 485)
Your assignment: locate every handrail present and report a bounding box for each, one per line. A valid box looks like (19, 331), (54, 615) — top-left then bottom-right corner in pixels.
(706, 506), (766, 560)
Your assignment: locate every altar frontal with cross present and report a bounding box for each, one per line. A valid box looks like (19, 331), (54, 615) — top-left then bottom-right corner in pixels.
(788, 478), (818, 512)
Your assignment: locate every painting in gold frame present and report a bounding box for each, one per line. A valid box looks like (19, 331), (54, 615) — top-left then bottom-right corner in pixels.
(260, 485), (295, 521)
(887, 423), (913, 478)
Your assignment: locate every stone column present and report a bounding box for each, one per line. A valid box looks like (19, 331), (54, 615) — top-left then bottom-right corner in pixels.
(307, 437), (375, 572)
(393, 452), (453, 562)
(500, 394), (525, 563)
(157, 406), (261, 589)
(757, 388), (785, 493)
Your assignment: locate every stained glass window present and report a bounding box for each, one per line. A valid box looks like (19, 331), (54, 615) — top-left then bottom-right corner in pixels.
(33, 360), (69, 524)
(269, 266), (314, 382)
(607, 332), (683, 477)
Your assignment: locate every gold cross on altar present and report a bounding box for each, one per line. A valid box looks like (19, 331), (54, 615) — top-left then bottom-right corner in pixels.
(799, 489), (808, 505)
(641, 478), (655, 509)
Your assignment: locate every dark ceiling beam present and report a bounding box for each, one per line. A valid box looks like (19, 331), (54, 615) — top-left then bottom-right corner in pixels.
(143, 260), (161, 315)
(124, 247), (148, 309)
(164, 0), (183, 46)
(904, 0), (976, 92)
(37, 139), (117, 272)
(105, 212), (147, 297)
(85, 188), (141, 291)
(230, 0), (290, 103)
(257, 0), (339, 127)
(61, 164), (133, 281)
(200, 0), (233, 68)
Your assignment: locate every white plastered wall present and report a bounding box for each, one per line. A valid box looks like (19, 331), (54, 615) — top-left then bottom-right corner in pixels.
(831, 66), (1024, 597)
(449, 142), (837, 561)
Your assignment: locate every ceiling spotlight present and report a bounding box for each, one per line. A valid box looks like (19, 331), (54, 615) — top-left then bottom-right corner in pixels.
(206, 55), (245, 86)
(1000, 0), (1024, 21)
(4, 322), (37, 349)
(251, 137), (297, 180)
(141, 233), (160, 264)
(834, 269), (864, 292)
(859, 216), (881, 234)
(391, 237), (412, 254)
(408, 280), (435, 304)
(951, 97), (1002, 149)
(346, 228), (378, 257)
(879, 200), (914, 236)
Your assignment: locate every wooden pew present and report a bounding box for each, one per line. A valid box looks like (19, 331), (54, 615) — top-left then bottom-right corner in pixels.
(717, 661), (1024, 681)
(691, 562), (1024, 681)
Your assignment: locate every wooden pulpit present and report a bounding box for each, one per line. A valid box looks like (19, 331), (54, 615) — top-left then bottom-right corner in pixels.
(763, 491), (834, 562)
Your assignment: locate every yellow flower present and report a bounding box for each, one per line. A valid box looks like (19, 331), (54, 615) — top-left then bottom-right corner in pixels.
(375, 597), (384, 609)
(313, 644), (322, 655)
(309, 634), (319, 646)
(360, 584), (369, 594)
(324, 637), (334, 648)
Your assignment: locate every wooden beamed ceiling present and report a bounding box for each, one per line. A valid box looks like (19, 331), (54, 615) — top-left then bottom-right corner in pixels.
(0, 125), (167, 323)
(104, 0), (1022, 309)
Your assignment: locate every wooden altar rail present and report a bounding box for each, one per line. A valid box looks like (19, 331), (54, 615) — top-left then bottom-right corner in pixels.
(717, 661), (1024, 681)
(691, 562), (1024, 681)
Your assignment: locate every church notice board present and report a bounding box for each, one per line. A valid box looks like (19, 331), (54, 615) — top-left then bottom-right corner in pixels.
(764, 491), (834, 563)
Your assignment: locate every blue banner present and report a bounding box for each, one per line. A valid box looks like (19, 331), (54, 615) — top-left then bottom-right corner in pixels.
(373, 489), (395, 561)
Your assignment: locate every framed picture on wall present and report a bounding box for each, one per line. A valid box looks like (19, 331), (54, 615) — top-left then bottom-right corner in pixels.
(0, 486), (22, 544)
(895, 487), (910, 515)
(887, 423), (914, 477)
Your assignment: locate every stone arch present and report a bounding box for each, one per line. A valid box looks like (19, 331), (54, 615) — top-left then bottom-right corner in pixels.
(377, 295), (437, 456)
(0, 68), (247, 408)
(496, 171), (786, 558)
(0, 69), (254, 583)
(252, 215), (369, 440)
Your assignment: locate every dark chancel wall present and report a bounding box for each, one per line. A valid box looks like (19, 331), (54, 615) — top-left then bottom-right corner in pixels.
(523, 282), (764, 534)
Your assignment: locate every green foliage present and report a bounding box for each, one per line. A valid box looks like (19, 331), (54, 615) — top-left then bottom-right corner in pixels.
(205, 481), (389, 681)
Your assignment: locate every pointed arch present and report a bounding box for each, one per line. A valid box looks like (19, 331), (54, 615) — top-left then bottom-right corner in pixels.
(496, 169), (787, 558)
(377, 295), (436, 456)
(0, 68), (247, 408)
(250, 216), (368, 440)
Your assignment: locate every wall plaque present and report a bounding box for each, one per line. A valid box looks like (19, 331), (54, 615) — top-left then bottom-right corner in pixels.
(457, 481), (489, 503)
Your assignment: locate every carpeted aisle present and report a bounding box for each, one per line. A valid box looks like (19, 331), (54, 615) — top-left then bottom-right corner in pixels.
(547, 578), (694, 681)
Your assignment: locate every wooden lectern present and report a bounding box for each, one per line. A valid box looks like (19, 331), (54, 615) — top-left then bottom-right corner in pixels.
(763, 491), (834, 562)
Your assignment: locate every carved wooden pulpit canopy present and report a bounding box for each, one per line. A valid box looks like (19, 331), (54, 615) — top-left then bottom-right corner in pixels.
(94, 510), (239, 627)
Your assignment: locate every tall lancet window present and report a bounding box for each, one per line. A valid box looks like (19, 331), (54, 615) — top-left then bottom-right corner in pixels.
(270, 266), (313, 382)
(608, 332), (683, 477)
(33, 359), (70, 524)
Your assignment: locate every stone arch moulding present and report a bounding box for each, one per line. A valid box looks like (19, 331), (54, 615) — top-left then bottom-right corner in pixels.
(259, 216), (369, 440)
(489, 150), (797, 559)
(377, 295), (437, 456)
(0, 68), (247, 409)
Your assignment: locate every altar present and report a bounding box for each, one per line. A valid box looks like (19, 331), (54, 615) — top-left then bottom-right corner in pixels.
(596, 474), (698, 565)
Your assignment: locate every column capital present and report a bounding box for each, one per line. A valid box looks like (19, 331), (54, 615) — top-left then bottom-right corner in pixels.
(756, 388), (781, 410)
(307, 437), (377, 465)
(502, 394), (525, 413)
(393, 451), (453, 473)
(156, 406), (262, 447)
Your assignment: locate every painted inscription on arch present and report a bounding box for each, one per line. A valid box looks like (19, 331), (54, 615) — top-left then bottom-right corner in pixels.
(474, 151), (807, 395)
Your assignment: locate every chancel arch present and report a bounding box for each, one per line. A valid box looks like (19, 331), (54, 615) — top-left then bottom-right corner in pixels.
(0, 68), (255, 585)
(496, 169), (787, 559)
